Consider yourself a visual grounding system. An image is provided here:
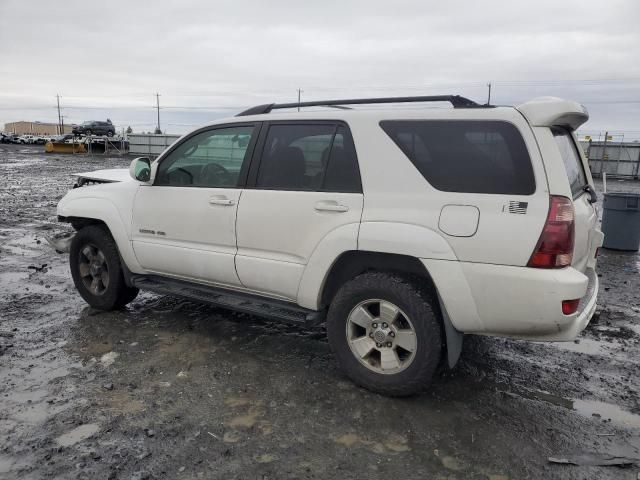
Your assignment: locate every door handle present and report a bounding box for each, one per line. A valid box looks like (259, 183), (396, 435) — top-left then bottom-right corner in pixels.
(314, 200), (349, 213)
(209, 196), (235, 206)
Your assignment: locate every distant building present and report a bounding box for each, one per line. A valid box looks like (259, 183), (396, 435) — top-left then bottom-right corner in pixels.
(3, 121), (73, 135)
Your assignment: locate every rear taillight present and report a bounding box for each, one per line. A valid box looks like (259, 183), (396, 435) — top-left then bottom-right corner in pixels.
(528, 196), (575, 268)
(562, 299), (580, 315)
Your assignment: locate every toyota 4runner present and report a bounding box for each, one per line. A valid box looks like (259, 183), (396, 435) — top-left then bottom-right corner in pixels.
(57, 95), (603, 396)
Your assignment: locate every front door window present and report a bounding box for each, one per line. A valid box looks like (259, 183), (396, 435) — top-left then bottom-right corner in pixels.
(155, 125), (256, 188)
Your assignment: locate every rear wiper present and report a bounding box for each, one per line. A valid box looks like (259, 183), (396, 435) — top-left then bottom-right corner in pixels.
(583, 184), (597, 203)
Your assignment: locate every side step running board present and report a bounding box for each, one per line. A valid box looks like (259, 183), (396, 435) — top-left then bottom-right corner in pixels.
(131, 275), (325, 325)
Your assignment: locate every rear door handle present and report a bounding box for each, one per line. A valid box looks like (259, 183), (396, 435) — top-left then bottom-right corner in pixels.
(209, 196), (235, 206)
(314, 200), (349, 213)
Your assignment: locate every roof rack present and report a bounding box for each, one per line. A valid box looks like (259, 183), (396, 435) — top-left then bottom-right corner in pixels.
(236, 95), (480, 116)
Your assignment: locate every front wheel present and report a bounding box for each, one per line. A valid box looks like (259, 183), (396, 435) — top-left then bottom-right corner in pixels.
(326, 272), (442, 396)
(70, 225), (139, 310)
(106, 131), (114, 137)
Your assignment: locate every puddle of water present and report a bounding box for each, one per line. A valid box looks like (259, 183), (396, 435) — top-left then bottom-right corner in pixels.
(227, 406), (264, 428)
(25, 364), (72, 382)
(223, 431), (241, 443)
(548, 337), (640, 365)
(333, 432), (410, 455)
(11, 399), (72, 425)
(504, 385), (640, 429)
(0, 454), (32, 474)
(550, 338), (608, 355)
(55, 423), (100, 447)
(100, 351), (119, 367)
(573, 399), (640, 428)
(0, 271), (29, 288)
(626, 322), (640, 336)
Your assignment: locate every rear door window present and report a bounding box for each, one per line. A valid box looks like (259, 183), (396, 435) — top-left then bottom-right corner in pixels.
(256, 123), (361, 192)
(380, 120), (535, 195)
(552, 127), (588, 198)
(322, 126), (362, 193)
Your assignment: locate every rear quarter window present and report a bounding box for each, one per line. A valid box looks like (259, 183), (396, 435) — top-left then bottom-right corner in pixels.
(380, 120), (536, 195)
(552, 127), (588, 198)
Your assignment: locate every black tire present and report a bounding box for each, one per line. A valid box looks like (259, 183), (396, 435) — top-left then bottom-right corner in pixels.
(106, 130), (114, 137)
(70, 225), (139, 310)
(326, 272), (442, 396)
(85, 130), (92, 136)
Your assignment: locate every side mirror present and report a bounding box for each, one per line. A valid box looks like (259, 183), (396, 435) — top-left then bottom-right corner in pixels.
(129, 157), (151, 182)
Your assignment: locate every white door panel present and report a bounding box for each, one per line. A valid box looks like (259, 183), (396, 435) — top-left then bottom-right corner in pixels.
(236, 190), (363, 298)
(133, 241), (240, 286)
(235, 255), (304, 300)
(131, 186), (241, 284)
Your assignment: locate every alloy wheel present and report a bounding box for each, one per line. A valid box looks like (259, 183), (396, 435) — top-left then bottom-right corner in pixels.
(345, 299), (417, 374)
(78, 243), (109, 295)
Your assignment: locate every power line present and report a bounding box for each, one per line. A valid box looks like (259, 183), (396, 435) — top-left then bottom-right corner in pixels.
(1, 97), (640, 112)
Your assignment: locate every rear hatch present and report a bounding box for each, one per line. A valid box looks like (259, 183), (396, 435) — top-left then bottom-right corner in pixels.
(551, 127), (598, 273)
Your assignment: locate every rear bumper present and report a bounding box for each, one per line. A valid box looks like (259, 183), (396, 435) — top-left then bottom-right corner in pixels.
(499, 267), (598, 341)
(422, 259), (598, 341)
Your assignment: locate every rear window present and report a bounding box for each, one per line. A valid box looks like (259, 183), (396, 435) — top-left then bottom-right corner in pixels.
(380, 120), (535, 195)
(552, 128), (587, 198)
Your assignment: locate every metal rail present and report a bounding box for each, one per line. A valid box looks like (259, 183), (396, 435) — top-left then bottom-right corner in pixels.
(236, 95), (481, 116)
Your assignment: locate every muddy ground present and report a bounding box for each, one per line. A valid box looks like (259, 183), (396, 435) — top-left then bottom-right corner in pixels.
(1, 143), (639, 480)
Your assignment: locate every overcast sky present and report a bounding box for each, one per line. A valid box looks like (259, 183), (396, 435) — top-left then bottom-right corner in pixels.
(1, 0), (639, 139)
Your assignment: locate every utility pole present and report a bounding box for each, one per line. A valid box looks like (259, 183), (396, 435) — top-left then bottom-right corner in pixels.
(602, 130), (609, 166)
(297, 88), (303, 112)
(486, 82), (492, 105)
(155, 92), (161, 133)
(56, 94), (62, 134)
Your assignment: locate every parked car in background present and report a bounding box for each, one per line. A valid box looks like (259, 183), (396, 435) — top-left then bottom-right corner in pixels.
(49, 134), (75, 143)
(33, 136), (46, 145)
(57, 95), (603, 396)
(72, 120), (116, 137)
(17, 134), (36, 144)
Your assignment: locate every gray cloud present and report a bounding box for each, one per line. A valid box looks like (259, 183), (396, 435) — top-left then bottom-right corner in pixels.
(1, 0), (639, 137)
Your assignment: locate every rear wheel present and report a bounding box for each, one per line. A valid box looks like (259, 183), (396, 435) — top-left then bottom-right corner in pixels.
(106, 130), (114, 137)
(70, 225), (138, 310)
(327, 272), (442, 396)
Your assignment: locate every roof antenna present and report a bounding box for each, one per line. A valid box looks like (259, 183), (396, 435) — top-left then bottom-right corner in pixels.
(486, 81), (492, 106)
(297, 88), (303, 112)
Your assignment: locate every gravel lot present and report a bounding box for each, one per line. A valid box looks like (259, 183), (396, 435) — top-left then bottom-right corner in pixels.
(1, 143), (639, 479)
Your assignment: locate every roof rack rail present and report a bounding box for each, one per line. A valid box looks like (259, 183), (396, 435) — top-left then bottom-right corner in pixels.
(236, 95), (479, 116)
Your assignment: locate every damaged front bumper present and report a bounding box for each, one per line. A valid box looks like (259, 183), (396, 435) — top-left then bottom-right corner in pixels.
(46, 232), (74, 253)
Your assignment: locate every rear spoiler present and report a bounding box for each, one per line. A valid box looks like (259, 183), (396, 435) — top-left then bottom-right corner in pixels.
(516, 97), (589, 131)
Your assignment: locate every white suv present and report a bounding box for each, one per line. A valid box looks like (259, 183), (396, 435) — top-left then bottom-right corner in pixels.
(57, 95), (603, 396)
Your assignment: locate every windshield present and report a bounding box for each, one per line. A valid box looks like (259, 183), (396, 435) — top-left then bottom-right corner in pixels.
(552, 128), (588, 198)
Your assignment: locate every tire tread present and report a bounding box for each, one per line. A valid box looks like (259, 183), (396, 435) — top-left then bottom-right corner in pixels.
(327, 271), (442, 396)
(70, 225), (138, 310)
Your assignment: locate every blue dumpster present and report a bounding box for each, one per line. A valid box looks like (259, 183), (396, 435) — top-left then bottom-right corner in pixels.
(601, 192), (640, 251)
